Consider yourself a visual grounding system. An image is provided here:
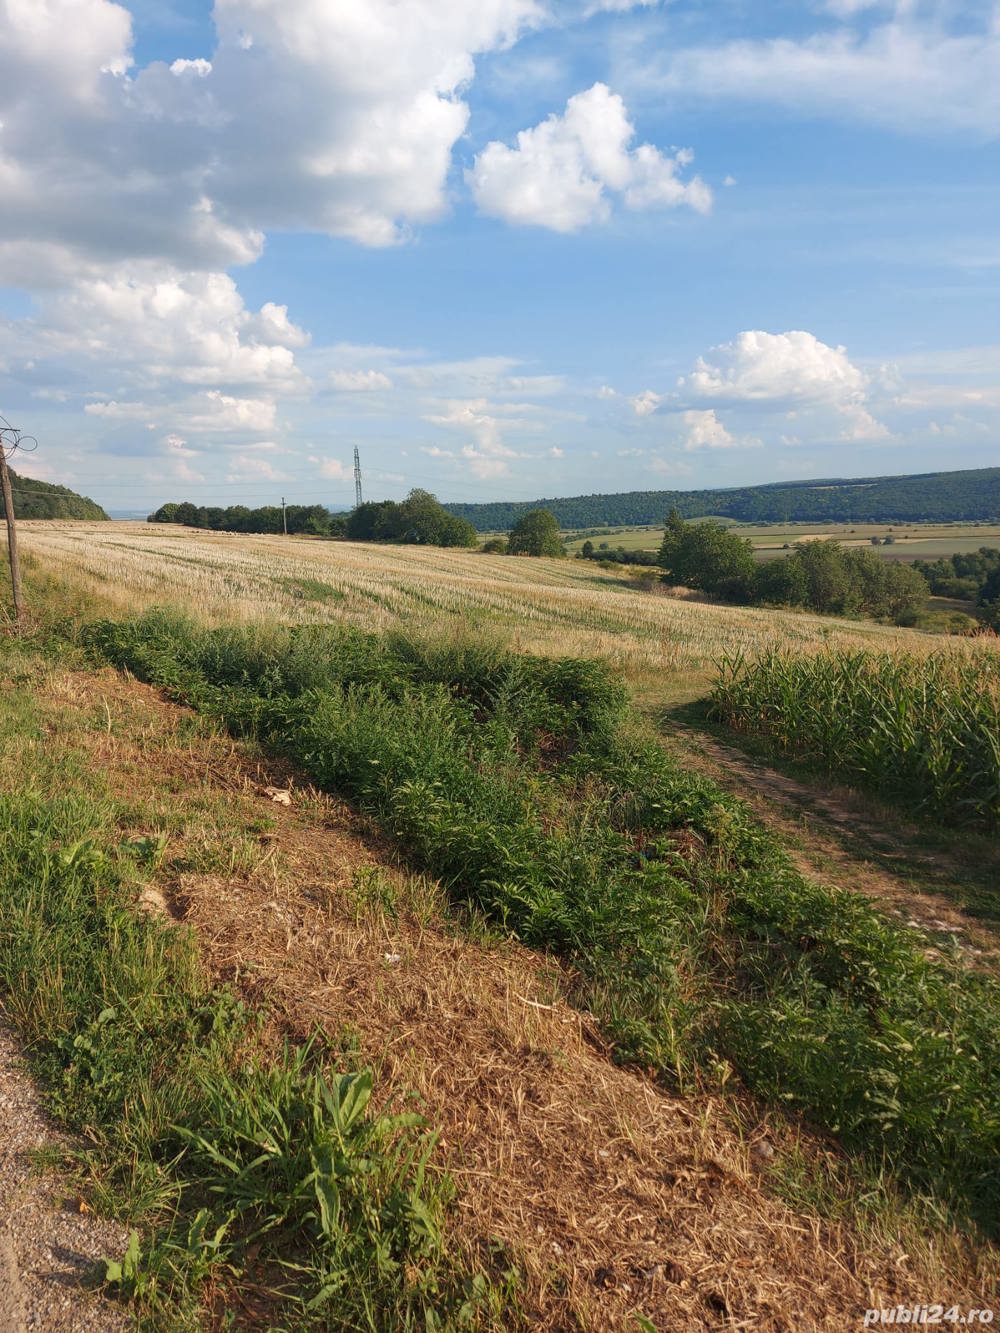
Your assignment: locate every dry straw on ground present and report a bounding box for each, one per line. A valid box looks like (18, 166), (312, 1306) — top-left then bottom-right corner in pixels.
(38, 666), (995, 1333)
(22, 522), (991, 688)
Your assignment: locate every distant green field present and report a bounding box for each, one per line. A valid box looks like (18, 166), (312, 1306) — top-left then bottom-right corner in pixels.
(563, 526), (662, 554)
(563, 521), (1000, 563)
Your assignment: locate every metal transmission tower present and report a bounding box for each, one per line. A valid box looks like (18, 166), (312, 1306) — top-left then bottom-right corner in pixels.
(353, 447), (363, 508)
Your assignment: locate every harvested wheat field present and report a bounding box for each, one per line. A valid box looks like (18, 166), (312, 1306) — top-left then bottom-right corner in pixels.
(19, 521), (980, 687)
(10, 660), (989, 1333)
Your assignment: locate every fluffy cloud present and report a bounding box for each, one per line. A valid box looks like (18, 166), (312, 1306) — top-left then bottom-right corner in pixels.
(160, 432), (205, 484)
(468, 83), (711, 231)
(419, 395), (574, 477)
(681, 330), (869, 407)
(84, 389), (278, 435)
(225, 454), (289, 483)
(681, 408), (736, 450)
(310, 457), (354, 480)
(423, 398), (525, 476)
(643, 4), (1000, 136)
(630, 389), (662, 416)
(25, 266), (307, 393)
(675, 329), (896, 443)
(0, 0), (544, 285)
(839, 403), (892, 440)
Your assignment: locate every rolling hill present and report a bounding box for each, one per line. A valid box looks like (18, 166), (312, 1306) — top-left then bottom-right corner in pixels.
(444, 467), (1000, 531)
(3, 466), (108, 520)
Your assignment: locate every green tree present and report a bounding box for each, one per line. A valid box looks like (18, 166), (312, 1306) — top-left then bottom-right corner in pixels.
(345, 491), (476, 548)
(793, 540), (858, 614)
(346, 500), (398, 541)
(657, 514), (755, 599)
(755, 555), (808, 606)
(978, 566), (1000, 630)
(580, 540), (594, 558)
(508, 508), (565, 557)
(148, 503), (179, 524)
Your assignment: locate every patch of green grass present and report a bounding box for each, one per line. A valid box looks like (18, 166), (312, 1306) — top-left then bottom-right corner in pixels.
(0, 639), (517, 1330)
(86, 610), (1000, 1238)
(276, 576), (347, 605)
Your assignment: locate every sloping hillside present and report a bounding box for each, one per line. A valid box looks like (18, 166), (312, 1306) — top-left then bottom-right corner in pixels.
(445, 467), (1000, 530)
(4, 467), (108, 520)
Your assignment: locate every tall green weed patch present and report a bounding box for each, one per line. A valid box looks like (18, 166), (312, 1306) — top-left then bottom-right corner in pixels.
(87, 612), (1000, 1233)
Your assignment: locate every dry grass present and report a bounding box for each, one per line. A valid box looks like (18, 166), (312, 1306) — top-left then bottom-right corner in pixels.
(24, 663), (995, 1332)
(20, 522), (993, 696)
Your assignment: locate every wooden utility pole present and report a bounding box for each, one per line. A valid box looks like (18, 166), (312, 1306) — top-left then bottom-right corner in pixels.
(281, 495), (288, 536)
(0, 442), (24, 628)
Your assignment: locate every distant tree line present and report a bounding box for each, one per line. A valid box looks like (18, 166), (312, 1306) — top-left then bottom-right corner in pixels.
(656, 511), (930, 623)
(149, 490), (480, 548)
(149, 500), (342, 535)
(444, 467), (1000, 531)
(580, 541), (658, 567)
(147, 493), (582, 557)
(4, 467), (108, 520)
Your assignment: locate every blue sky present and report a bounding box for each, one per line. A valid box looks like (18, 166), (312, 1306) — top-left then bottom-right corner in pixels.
(1, 0), (998, 511)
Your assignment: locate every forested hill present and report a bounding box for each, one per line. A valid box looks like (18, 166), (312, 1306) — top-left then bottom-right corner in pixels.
(445, 467), (1000, 531)
(3, 467), (108, 520)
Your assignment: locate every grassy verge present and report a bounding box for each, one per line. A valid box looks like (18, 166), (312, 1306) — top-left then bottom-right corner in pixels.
(0, 638), (511, 1331)
(85, 610), (1000, 1238)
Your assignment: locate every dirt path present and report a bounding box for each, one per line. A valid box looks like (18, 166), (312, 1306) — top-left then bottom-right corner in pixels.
(0, 1021), (129, 1333)
(663, 723), (1000, 967)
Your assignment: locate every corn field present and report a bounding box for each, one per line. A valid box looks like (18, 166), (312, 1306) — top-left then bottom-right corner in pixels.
(711, 647), (1000, 830)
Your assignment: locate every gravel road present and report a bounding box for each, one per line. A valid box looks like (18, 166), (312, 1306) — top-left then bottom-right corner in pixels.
(0, 1019), (132, 1332)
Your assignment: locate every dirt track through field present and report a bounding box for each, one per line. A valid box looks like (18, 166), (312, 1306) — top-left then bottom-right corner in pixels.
(663, 723), (1000, 968)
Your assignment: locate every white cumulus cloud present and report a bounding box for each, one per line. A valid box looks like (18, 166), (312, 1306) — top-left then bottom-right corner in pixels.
(629, 389), (662, 416)
(681, 408), (736, 450)
(27, 266), (307, 392)
(0, 0), (544, 285)
(468, 83), (711, 232)
(681, 330), (869, 407)
(678, 329), (894, 444)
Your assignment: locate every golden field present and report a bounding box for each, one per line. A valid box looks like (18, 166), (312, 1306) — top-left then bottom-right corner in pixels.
(19, 521), (996, 693)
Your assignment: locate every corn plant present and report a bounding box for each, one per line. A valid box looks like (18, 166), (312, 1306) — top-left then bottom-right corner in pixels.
(711, 647), (1000, 830)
